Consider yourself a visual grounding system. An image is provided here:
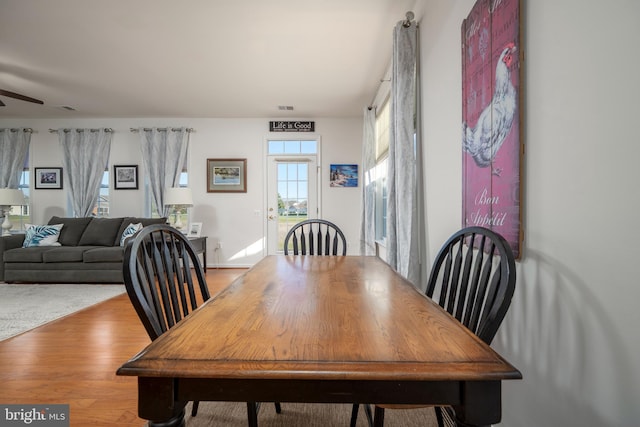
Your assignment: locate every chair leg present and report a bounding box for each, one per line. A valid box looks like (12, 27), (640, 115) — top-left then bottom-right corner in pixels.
(373, 406), (385, 427)
(246, 401), (258, 427)
(350, 404), (359, 427)
(435, 406), (444, 427)
(191, 400), (199, 417)
(274, 402), (282, 413)
(363, 404), (374, 427)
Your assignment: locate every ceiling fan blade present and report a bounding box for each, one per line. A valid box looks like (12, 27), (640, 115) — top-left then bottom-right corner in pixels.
(0, 89), (44, 105)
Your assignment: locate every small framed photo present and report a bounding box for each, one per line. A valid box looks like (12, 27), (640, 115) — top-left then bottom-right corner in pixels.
(113, 165), (138, 190)
(34, 167), (63, 189)
(207, 158), (247, 193)
(330, 164), (358, 187)
(188, 222), (202, 238)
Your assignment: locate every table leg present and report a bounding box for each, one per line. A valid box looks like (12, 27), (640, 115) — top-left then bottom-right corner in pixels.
(148, 409), (186, 427)
(202, 241), (207, 271)
(138, 378), (187, 427)
(454, 380), (501, 425)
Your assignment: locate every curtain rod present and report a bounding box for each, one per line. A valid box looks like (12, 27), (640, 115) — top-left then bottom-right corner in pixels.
(130, 127), (194, 133)
(1, 128), (34, 133)
(367, 11), (415, 110)
(48, 128), (113, 133)
(368, 78), (391, 110)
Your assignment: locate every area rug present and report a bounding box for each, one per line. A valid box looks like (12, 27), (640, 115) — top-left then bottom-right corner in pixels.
(0, 283), (125, 341)
(184, 402), (437, 427)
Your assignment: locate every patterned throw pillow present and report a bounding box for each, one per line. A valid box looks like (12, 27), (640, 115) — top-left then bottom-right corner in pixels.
(22, 224), (64, 247)
(120, 223), (143, 246)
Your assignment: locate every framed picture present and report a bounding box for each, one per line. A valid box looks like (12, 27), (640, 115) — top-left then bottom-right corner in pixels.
(330, 164), (358, 187)
(188, 222), (203, 238)
(207, 158), (247, 193)
(113, 165), (138, 190)
(34, 167), (63, 189)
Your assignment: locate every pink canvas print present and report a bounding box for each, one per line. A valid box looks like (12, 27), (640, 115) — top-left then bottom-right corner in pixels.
(462, 0), (522, 258)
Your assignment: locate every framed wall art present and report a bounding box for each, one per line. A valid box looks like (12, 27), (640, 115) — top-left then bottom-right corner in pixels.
(207, 158), (247, 193)
(34, 167), (63, 189)
(330, 164), (358, 187)
(188, 222), (202, 238)
(113, 165), (139, 190)
(461, 0), (523, 258)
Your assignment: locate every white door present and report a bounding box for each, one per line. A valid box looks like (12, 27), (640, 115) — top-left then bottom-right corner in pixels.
(266, 151), (319, 255)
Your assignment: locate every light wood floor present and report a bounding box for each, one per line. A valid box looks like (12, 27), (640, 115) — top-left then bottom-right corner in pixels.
(0, 269), (246, 427)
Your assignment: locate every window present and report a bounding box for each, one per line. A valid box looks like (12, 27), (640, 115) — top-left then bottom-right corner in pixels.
(14, 157), (31, 230)
(374, 97), (390, 242)
(145, 158), (189, 218)
(94, 169), (109, 217)
(268, 140), (317, 154)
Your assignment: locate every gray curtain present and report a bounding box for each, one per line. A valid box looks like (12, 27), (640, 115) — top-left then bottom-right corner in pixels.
(139, 127), (189, 217)
(386, 19), (422, 285)
(0, 128), (31, 188)
(360, 107), (377, 256)
(58, 129), (112, 217)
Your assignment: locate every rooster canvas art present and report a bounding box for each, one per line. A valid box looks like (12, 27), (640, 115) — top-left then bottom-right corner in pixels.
(461, 0), (522, 259)
(463, 42), (517, 175)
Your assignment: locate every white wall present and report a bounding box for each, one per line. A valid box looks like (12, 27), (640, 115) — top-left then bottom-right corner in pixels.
(4, 0), (640, 423)
(0, 117), (362, 267)
(418, 0), (640, 426)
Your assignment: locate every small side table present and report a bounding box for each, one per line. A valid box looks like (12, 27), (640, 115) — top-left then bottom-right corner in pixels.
(187, 236), (207, 271)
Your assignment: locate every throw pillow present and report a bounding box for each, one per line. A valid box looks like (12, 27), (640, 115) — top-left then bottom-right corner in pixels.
(22, 224), (64, 248)
(120, 223), (143, 246)
(114, 217), (168, 245)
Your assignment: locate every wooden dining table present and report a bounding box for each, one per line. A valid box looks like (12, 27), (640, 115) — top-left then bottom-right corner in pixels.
(117, 255), (521, 427)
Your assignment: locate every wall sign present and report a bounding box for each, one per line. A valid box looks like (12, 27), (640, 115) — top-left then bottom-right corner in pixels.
(461, 0), (523, 258)
(269, 121), (315, 132)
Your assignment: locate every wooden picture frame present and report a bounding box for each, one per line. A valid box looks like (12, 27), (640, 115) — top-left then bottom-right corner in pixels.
(207, 158), (247, 193)
(113, 165), (138, 190)
(34, 167), (63, 189)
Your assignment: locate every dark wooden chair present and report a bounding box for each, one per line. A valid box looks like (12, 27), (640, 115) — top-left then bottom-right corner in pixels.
(350, 226), (517, 427)
(283, 219), (347, 255)
(123, 224), (281, 424)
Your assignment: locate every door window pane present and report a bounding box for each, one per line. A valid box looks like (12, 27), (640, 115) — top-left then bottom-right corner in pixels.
(301, 140), (317, 153)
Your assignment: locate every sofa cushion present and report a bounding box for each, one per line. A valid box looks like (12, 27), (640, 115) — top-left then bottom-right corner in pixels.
(47, 216), (93, 246)
(78, 217), (125, 246)
(114, 217), (167, 246)
(3, 247), (52, 263)
(42, 246), (91, 263)
(22, 224), (64, 247)
(83, 247), (124, 263)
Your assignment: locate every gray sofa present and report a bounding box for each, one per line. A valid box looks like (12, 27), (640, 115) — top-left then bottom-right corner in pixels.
(0, 216), (167, 283)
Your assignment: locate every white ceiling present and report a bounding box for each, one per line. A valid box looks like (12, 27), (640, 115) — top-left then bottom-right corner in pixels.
(0, 0), (417, 119)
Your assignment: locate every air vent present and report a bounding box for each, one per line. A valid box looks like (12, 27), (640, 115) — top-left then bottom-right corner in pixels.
(278, 105), (294, 111)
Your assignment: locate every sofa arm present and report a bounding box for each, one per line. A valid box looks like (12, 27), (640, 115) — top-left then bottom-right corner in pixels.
(0, 234), (25, 281)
